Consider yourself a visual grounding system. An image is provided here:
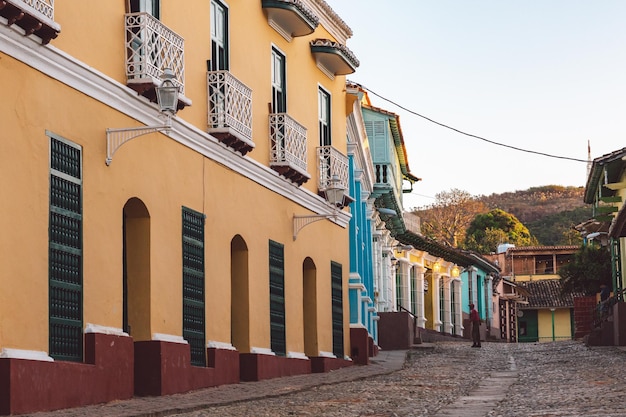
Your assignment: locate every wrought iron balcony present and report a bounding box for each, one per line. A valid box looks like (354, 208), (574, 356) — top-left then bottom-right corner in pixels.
(0, 0), (60, 44)
(261, 0), (319, 40)
(310, 38), (359, 76)
(207, 70), (254, 156)
(125, 12), (189, 110)
(317, 145), (351, 206)
(269, 113), (310, 186)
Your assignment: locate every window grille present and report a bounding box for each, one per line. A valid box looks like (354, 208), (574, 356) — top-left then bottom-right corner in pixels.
(49, 135), (83, 362)
(182, 207), (206, 366)
(331, 262), (344, 358)
(269, 240), (286, 356)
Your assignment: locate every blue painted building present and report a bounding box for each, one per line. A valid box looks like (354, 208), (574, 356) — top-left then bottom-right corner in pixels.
(461, 254), (499, 340)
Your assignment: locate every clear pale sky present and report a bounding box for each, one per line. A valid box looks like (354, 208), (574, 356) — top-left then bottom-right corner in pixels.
(328, 1), (626, 209)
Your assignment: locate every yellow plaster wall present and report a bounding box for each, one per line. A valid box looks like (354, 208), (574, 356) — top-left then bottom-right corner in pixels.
(227, 3), (349, 197)
(514, 274), (560, 282)
(0, 55), (51, 350)
(537, 309), (572, 342)
(0, 0), (352, 359)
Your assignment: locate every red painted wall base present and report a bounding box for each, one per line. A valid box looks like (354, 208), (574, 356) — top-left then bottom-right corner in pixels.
(0, 333), (133, 416)
(134, 341), (240, 396)
(349, 327), (370, 365)
(310, 355), (352, 373)
(369, 337), (379, 357)
(239, 353), (311, 381)
(378, 312), (415, 350)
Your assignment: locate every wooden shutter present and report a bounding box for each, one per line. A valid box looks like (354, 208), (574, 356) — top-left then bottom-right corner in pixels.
(182, 207), (206, 366)
(269, 240), (286, 356)
(49, 136), (83, 362)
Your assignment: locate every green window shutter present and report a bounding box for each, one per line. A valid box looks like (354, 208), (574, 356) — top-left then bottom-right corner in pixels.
(410, 268), (417, 315)
(331, 262), (343, 358)
(49, 136), (83, 362)
(439, 277), (446, 330)
(182, 207), (206, 366)
(269, 240), (286, 356)
(395, 268), (402, 310)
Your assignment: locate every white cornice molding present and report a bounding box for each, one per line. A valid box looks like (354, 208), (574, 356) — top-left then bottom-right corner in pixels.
(0, 23), (350, 228)
(306, 0), (352, 44)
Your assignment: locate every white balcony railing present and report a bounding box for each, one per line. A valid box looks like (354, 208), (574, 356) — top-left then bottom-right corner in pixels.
(12, 0), (54, 21)
(269, 113), (307, 173)
(125, 12), (185, 95)
(207, 70), (253, 146)
(317, 145), (349, 192)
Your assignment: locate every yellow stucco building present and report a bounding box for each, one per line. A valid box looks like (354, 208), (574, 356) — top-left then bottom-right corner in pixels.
(502, 246), (579, 342)
(0, 0), (359, 414)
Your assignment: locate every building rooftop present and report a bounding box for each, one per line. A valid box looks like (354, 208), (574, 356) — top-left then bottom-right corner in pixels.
(519, 279), (584, 309)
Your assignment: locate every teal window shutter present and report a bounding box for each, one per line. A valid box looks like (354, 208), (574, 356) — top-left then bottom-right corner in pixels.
(182, 207), (206, 366)
(269, 240), (286, 356)
(331, 262), (343, 358)
(49, 135), (83, 362)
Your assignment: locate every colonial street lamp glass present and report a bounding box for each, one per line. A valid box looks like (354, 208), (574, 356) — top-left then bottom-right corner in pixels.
(156, 68), (179, 114)
(325, 175), (345, 206)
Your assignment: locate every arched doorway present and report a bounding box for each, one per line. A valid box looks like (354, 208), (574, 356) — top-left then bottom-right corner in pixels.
(123, 198), (151, 341)
(231, 235), (249, 352)
(302, 257), (318, 357)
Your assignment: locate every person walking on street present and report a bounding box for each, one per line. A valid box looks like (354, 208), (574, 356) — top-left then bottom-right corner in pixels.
(470, 303), (481, 348)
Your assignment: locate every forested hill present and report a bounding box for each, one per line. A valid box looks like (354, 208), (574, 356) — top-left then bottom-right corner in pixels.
(477, 185), (592, 246)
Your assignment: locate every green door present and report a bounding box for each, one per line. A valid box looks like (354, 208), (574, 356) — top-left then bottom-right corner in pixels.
(518, 309), (538, 343)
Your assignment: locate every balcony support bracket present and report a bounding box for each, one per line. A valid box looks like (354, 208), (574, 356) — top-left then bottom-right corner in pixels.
(106, 117), (171, 166)
(293, 212), (337, 241)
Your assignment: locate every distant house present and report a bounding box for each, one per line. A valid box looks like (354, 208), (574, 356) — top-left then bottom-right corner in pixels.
(517, 279), (582, 342)
(487, 245), (579, 343)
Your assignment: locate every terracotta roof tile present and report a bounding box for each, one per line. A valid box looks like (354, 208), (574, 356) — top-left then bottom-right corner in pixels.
(519, 279), (584, 309)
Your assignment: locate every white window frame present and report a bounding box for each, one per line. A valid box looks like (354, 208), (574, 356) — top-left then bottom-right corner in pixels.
(271, 46), (286, 113)
(318, 85), (331, 147)
(210, 0), (229, 71)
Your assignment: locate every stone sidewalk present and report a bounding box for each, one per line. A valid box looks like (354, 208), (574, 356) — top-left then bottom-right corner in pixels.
(28, 341), (626, 417)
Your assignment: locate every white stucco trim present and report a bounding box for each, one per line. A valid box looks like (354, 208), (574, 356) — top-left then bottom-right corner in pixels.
(287, 351), (309, 360)
(207, 341), (237, 350)
(250, 347), (276, 356)
(152, 333), (188, 344)
(84, 323), (129, 337)
(0, 348), (54, 362)
(318, 350), (336, 358)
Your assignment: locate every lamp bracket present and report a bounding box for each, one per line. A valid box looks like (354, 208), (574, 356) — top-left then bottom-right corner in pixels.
(105, 116), (172, 166)
(293, 212), (337, 241)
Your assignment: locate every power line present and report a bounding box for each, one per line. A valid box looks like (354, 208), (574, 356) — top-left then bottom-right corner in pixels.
(357, 84), (588, 163)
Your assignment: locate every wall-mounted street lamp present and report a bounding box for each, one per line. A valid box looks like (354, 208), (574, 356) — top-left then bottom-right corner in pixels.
(105, 68), (179, 166)
(293, 175), (344, 240)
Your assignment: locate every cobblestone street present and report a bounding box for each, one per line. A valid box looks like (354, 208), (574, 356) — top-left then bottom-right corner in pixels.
(30, 341), (626, 417)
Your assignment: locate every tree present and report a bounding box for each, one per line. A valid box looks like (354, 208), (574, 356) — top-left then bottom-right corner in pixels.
(463, 208), (536, 254)
(413, 189), (487, 247)
(559, 244), (612, 295)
